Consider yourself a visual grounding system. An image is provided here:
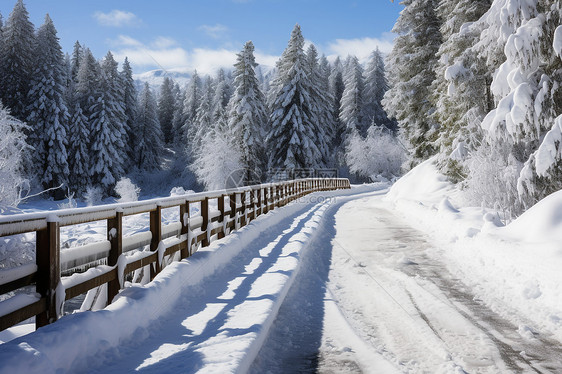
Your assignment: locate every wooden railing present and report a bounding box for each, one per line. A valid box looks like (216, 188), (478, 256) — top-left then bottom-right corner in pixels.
(0, 178), (350, 332)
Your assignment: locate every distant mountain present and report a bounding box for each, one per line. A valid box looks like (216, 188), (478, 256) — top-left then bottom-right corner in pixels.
(134, 64), (276, 92)
(133, 68), (192, 91)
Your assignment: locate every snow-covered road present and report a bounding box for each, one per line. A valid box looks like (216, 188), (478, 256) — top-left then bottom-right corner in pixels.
(1, 185), (561, 373)
(251, 190), (562, 373)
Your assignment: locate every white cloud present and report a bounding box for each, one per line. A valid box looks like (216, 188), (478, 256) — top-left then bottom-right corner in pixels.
(325, 34), (394, 63)
(93, 10), (141, 27)
(110, 35), (281, 76)
(198, 24), (229, 39)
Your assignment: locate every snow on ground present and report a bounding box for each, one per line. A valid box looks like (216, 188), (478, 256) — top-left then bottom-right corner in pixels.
(1, 159), (562, 373)
(0, 186), (375, 373)
(386, 157), (562, 345)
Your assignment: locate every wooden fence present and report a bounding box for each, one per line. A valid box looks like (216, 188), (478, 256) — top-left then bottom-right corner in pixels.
(0, 178), (350, 332)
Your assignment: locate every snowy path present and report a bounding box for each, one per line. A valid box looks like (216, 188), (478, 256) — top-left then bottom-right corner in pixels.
(2, 186), (561, 373)
(250, 190), (562, 373)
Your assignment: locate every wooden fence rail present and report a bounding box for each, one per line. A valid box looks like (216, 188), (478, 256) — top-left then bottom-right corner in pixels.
(0, 178), (350, 332)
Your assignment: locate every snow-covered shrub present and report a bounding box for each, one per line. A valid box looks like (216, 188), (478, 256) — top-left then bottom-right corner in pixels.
(57, 191), (78, 209)
(84, 186), (103, 207)
(0, 103), (30, 209)
(191, 131), (244, 191)
(345, 126), (405, 180)
(169, 187), (194, 197)
(115, 178), (140, 202)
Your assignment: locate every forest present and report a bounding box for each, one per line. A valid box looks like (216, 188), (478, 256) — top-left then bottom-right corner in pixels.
(1, 0), (562, 221)
(0, 0), (397, 208)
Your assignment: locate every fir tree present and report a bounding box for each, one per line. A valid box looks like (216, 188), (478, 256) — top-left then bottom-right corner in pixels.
(158, 76), (176, 144)
(227, 41), (268, 183)
(267, 24), (323, 170)
(121, 57), (137, 165)
(329, 57), (345, 148)
(0, 0), (35, 121)
(431, 0), (492, 181)
(182, 71), (202, 154)
(68, 103), (90, 192)
(340, 56), (366, 138)
(135, 83), (162, 170)
(363, 48), (394, 130)
(70, 40), (82, 81)
(192, 77), (214, 155)
(306, 45), (333, 166)
(383, 0), (442, 168)
(89, 52), (126, 193)
(26, 14), (70, 192)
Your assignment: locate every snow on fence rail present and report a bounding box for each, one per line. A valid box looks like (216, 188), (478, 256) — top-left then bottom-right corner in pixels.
(0, 178), (350, 332)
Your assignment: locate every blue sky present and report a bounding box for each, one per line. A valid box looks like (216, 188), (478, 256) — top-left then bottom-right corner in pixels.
(0, 0), (403, 75)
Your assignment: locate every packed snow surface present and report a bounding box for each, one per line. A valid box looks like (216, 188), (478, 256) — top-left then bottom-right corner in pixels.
(1, 161), (562, 372)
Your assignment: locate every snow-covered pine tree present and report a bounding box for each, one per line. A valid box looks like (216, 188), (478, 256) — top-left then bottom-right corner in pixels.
(75, 48), (100, 123)
(89, 52), (127, 193)
(182, 71), (202, 154)
(68, 102), (90, 192)
(121, 57), (137, 166)
(227, 41), (268, 183)
(329, 57), (345, 148)
(135, 82), (163, 170)
(70, 41), (82, 82)
(383, 0), (442, 168)
(0, 0), (35, 122)
(26, 14), (70, 192)
(363, 48), (394, 130)
(212, 69), (233, 124)
(305, 45), (333, 167)
(192, 77), (214, 156)
(475, 0), (562, 213)
(340, 56), (366, 139)
(158, 77), (176, 144)
(431, 0), (492, 181)
(171, 84), (187, 146)
(267, 24), (323, 170)
(0, 103), (29, 207)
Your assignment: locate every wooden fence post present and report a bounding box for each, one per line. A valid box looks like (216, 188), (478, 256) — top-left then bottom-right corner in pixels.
(35, 219), (60, 328)
(257, 187), (262, 217)
(107, 210), (123, 304)
(230, 193), (236, 230)
(240, 192), (246, 227)
(201, 197), (209, 247)
(180, 201), (190, 258)
(150, 205), (162, 279)
(218, 195), (225, 239)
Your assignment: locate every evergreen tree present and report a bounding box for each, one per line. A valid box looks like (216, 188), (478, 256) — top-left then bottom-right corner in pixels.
(70, 41), (82, 81)
(431, 0), (492, 181)
(135, 83), (162, 170)
(26, 14), (69, 192)
(68, 103), (90, 192)
(182, 71), (202, 154)
(192, 77), (214, 155)
(305, 45), (333, 166)
(89, 52), (126, 193)
(158, 76), (176, 144)
(363, 48), (394, 130)
(227, 41), (268, 183)
(340, 56), (366, 138)
(267, 24), (323, 170)
(0, 0), (35, 121)
(383, 0), (442, 167)
(171, 84), (187, 146)
(121, 57), (137, 164)
(329, 57), (345, 148)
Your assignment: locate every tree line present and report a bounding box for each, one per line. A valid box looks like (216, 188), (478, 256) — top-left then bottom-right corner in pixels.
(384, 0), (562, 218)
(0, 0), (397, 204)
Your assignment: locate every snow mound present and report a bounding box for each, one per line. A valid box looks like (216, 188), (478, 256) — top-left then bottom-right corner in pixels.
(502, 189), (562, 242)
(386, 158), (452, 204)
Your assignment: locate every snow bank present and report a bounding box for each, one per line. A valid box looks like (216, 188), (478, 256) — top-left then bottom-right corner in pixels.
(386, 158), (562, 342)
(0, 186), (374, 374)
